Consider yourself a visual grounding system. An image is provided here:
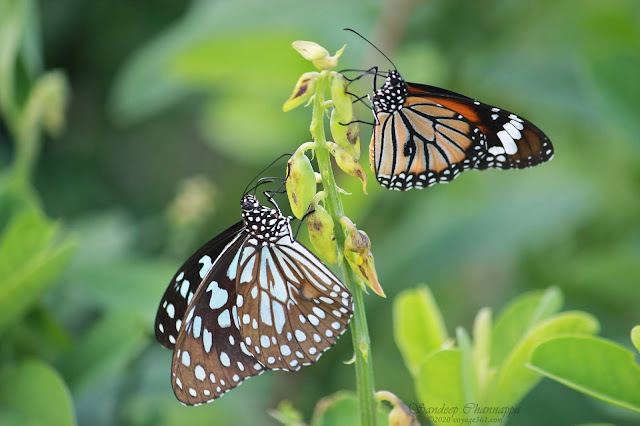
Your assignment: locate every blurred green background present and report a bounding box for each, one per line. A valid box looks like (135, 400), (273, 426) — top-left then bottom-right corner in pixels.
(1, 0), (639, 424)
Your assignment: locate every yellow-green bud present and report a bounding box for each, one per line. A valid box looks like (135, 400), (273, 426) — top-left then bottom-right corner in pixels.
(286, 150), (316, 220)
(340, 217), (384, 297)
(326, 142), (367, 194)
(26, 71), (69, 138)
(330, 72), (353, 122)
(292, 41), (330, 61)
(376, 391), (419, 426)
(291, 41), (346, 70)
(330, 108), (360, 159)
(283, 71), (319, 112)
(307, 204), (337, 264)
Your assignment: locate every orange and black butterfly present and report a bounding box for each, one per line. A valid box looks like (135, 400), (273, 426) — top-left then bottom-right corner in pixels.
(346, 30), (554, 191)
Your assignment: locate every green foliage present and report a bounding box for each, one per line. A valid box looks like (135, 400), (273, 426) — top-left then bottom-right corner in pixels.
(529, 334), (640, 413)
(1, 0), (638, 424)
(490, 287), (563, 367)
(393, 286), (448, 374)
(0, 202), (75, 334)
(0, 359), (75, 426)
(270, 391), (389, 426)
(109, 0), (373, 165)
(394, 286), (600, 425)
(57, 310), (147, 392)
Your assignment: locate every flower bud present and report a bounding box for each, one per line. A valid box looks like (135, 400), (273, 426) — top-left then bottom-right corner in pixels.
(340, 217), (384, 297)
(291, 41), (346, 70)
(292, 41), (330, 61)
(330, 72), (353, 122)
(376, 391), (419, 426)
(326, 142), (367, 194)
(286, 150), (316, 220)
(307, 203), (337, 264)
(283, 71), (319, 112)
(330, 108), (360, 159)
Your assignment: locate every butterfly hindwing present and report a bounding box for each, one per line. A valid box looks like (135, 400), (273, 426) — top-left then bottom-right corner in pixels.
(171, 230), (265, 405)
(155, 221), (244, 349)
(235, 233), (353, 372)
(371, 98), (486, 190)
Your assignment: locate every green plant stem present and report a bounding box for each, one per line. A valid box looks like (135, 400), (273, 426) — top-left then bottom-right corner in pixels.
(311, 70), (376, 426)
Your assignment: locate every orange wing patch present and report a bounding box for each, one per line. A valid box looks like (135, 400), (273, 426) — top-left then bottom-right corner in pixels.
(431, 98), (481, 123)
(436, 125), (473, 152)
(427, 144), (449, 173)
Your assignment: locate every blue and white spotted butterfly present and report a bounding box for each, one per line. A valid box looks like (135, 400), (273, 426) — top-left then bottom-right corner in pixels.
(155, 190), (353, 405)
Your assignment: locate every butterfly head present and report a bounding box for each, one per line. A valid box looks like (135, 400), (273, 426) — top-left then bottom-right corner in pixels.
(373, 70), (408, 113)
(240, 195), (291, 243)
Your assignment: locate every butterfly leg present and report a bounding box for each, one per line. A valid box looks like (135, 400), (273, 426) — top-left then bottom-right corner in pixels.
(340, 66), (380, 85)
(292, 208), (315, 240)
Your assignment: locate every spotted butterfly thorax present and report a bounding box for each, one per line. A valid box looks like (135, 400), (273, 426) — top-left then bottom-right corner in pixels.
(155, 194), (353, 405)
(366, 68), (554, 191)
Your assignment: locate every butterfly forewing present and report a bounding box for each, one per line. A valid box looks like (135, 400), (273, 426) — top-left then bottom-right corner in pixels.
(155, 222), (244, 349)
(171, 231), (265, 405)
(407, 83), (554, 171)
(236, 234), (353, 372)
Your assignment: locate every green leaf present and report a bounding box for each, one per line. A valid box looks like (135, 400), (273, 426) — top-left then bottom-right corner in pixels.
(0, 407), (38, 426)
(310, 391), (388, 426)
(0, 0), (26, 116)
(394, 285), (448, 375)
(57, 310), (147, 392)
(7, 307), (72, 360)
(62, 259), (177, 326)
(457, 327), (478, 404)
(199, 94), (307, 164)
(632, 326), (640, 353)
(488, 311), (599, 407)
(0, 207), (75, 333)
(268, 400), (305, 426)
(415, 349), (467, 424)
(0, 175), (40, 230)
(0, 359), (75, 426)
(529, 335), (640, 414)
(472, 308), (492, 400)
(108, 0), (372, 124)
(491, 286), (563, 367)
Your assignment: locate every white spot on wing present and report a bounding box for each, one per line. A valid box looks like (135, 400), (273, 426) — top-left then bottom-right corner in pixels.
(166, 304), (175, 319)
(203, 328), (212, 352)
(260, 292), (272, 326)
(273, 301), (286, 334)
(295, 329), (306, 341)
(195, 365), (206, 380)
(206, 281), (228, 309)
(220, 351), (230, 367)
(193, 316), (202, 338)
(488, 146), (505, 155)
(181, 351), (191, 366)
(497, 130), (518, 155)
(218, 309), (231, 328)
(503, 122), (521, 140)
(199, 255), (213, 279)
(180, 280), (190, 298)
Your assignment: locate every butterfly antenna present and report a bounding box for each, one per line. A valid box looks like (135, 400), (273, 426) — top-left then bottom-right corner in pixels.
(242, 153), (292, 196)
(247, 177), (286, 196)
(343, 28), (397, 70)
